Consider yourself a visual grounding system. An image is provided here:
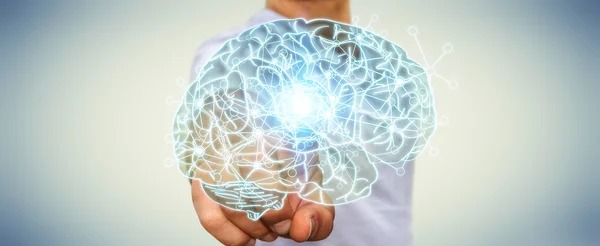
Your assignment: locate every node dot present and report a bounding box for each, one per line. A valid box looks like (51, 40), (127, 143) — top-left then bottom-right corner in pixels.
(371, 14), (379, 22)
(408, 26), (418, 35)
(389, 98), (397, 106)
(449, 80), (459, 89)
(164, 134), (174, 143)
(213, 173), (222, 182)
(388, 125), (396, 132)
(443, 43), (454, 53)
(409, 97), (419, 106)
(396, 168), (406, 176)
(287, 169), (297, 177)
(329, 95), (336, 103)
(425, 115), (435, 124)
(163, 158), (175, 167)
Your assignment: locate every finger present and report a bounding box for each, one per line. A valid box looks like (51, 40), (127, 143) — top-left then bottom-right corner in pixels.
(260, 194), (299, 236)
(191, 180), (256, 246)
(234, 95), (293, 219)
(251, 141), (310, 237)
(220, 206), (275, 240)
(257, 139), (322, 237)
(257, 137), (299, 224)
(289, 200), (335, 242)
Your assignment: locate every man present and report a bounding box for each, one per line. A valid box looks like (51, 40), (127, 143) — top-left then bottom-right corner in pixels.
(189, 1), (414, 245)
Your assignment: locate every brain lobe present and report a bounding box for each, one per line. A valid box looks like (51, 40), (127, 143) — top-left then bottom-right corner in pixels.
(173, 19), (436, 220)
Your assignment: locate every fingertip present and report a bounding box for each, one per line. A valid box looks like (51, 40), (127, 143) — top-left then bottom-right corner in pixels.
(289, 210), (315, 242)
(289, 203), (334, 242)
(270, 219), (291, 236)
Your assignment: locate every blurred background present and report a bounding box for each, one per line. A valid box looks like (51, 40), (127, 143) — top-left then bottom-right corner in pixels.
(1, 0), (598, 245)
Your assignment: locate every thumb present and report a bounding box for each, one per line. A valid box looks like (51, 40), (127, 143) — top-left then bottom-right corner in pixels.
(288, 200), (335, 242)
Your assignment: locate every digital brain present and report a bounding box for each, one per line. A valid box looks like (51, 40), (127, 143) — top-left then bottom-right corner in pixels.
(173, 18), (436, 220)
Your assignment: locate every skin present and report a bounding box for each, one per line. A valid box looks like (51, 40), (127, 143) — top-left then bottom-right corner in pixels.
(192, 1), (350, 245)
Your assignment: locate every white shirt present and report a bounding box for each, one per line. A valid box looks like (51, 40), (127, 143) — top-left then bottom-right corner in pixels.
(190, 9), (414, 246)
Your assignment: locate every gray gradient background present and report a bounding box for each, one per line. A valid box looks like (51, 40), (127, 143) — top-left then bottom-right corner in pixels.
(1, 0), (598, 245)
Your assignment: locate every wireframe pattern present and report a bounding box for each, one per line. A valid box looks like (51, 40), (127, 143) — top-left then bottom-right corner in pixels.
(173, 18), (436, 220)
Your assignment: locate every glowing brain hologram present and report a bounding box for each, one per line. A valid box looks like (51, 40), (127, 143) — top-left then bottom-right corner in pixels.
(173, 18), (436, 220)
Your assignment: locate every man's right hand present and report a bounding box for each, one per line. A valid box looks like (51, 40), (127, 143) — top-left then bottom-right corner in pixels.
(185, 91), (335, 245)
(191, 179), (335, 246)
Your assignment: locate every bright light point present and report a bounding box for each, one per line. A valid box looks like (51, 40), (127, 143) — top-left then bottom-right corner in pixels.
(251, 109), (259, 116)
(388, 125), (396, 132)
(253, 162), (261, 168)
(195, 100), (203, 108)
(325, 71), (332, 78)
(194, 147), (205, 156)
(292, 93), (312, 116)
(254, 129), (263, 136)
(396, 78), (404, 85)
(282, 85), (318, 121)
(356, 35), (363, 41)
(324, 110), (333, 119)
(329, 95), (336, 103)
